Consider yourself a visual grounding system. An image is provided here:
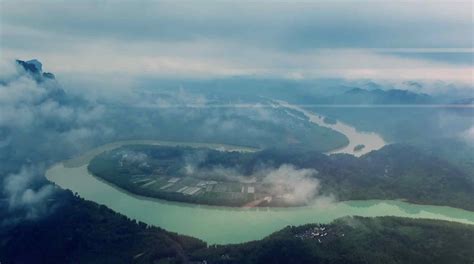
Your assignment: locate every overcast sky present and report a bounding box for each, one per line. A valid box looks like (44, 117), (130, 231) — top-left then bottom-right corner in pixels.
(1, 0), (473, 83)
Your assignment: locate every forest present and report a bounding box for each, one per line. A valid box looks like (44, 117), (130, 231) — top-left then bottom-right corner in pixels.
(192, 216), (474, 264)
(88, 142), (474, 210)
(1, 190), (473, 264)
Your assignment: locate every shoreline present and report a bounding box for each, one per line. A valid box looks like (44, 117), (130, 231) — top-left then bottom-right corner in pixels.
(45, 159), (474, 244)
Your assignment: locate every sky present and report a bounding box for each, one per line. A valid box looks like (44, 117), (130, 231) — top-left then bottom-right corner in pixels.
(0, 0), (473, 84)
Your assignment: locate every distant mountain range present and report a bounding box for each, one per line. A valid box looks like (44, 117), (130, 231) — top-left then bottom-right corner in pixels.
(317, 87), (433, 105)
(11, 59), (471, 107)
(450, 97), (474, 105)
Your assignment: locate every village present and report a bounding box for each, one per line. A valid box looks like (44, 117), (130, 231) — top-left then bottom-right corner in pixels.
(295, 224), (345, 243)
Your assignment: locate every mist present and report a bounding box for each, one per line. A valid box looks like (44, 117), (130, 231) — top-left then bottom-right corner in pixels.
(0, 59), (111, 223)
(261, 164), (324, 205)
(1, 57), (471, 224)
(180, 149), (332, 205)
(2, 166), (56, 226)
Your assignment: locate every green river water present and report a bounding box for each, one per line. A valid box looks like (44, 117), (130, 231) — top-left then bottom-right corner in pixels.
(45, 140), (474, 245)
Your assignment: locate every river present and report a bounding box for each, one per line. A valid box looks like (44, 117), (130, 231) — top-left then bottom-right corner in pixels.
(45, 140), (474, 245)
(276, 101), (386, 156)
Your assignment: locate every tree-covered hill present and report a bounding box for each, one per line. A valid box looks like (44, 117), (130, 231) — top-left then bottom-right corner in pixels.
(0, 191), (205, 264)
(192, 216), (474, 264)
(1, 192), (473, 264)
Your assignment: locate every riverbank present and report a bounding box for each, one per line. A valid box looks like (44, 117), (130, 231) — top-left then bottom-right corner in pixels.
(46, 160), (474, 245)
(3, 192), (473, 263)
(276, 100), (386, 156)
(86, 141), (474, 211)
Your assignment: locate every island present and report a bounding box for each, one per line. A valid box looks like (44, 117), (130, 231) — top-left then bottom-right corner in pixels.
(353, 144), (365, 152)
(88, 144), (474, 210)
(88, 145), (293, 207)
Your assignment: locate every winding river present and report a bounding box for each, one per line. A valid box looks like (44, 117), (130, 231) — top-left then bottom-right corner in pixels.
(277, 100), (386, 156)
(46, 139), (474, 245)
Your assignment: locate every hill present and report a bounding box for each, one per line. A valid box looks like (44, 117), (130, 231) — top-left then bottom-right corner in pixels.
(2, 193), (473, 264)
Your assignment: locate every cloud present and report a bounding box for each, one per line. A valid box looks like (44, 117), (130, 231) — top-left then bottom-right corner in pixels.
(1, 1), (472, 83)
(116, 150), (150, 169)
(461, 126), (474, 144)
(2, 39), (473, 84)
(0, 59), (113, 224)
(3, 166), (56, 224)
(2, 1), (472, 49)
(180, 149), (253, 182)
(180, 151), (331, 205)
(0, 59), (111, 151)
(261, 164), (325, 205)
(135, 87), (208, 108)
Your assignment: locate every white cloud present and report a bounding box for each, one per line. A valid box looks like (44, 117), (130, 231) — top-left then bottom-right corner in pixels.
(461, 126), (474, 144)
(0, 59), (114, 224)
(3, 40), (472, 85)
(262, 164), (323, 205)
(1, 0), (472, 85)
(3, 166), (56, 222)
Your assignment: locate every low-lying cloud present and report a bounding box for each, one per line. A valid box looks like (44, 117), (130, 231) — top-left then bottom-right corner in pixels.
(461, 126), (474, 145)
(261, 164), (322, 205)
(116, 150), (150, 169)
(0, 59), (112, 224)
(2, 166), (56, 225)
(181, 152), (332, 205)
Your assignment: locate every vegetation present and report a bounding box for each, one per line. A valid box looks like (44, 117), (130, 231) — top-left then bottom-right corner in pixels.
(103, 103), (349, 152)
(2, 193), (473, 264)
(5, 59), (474, 264)
(411, 138), (474, 180)
(88, 145), (260, 206)
(353, 144), (365, 152)
(0, 191), (205, 264)
(308, 106), (473, 143)
(89, 144), (474, 210)
(294, 87), (472, 144)
(192, 216), (474, 264)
